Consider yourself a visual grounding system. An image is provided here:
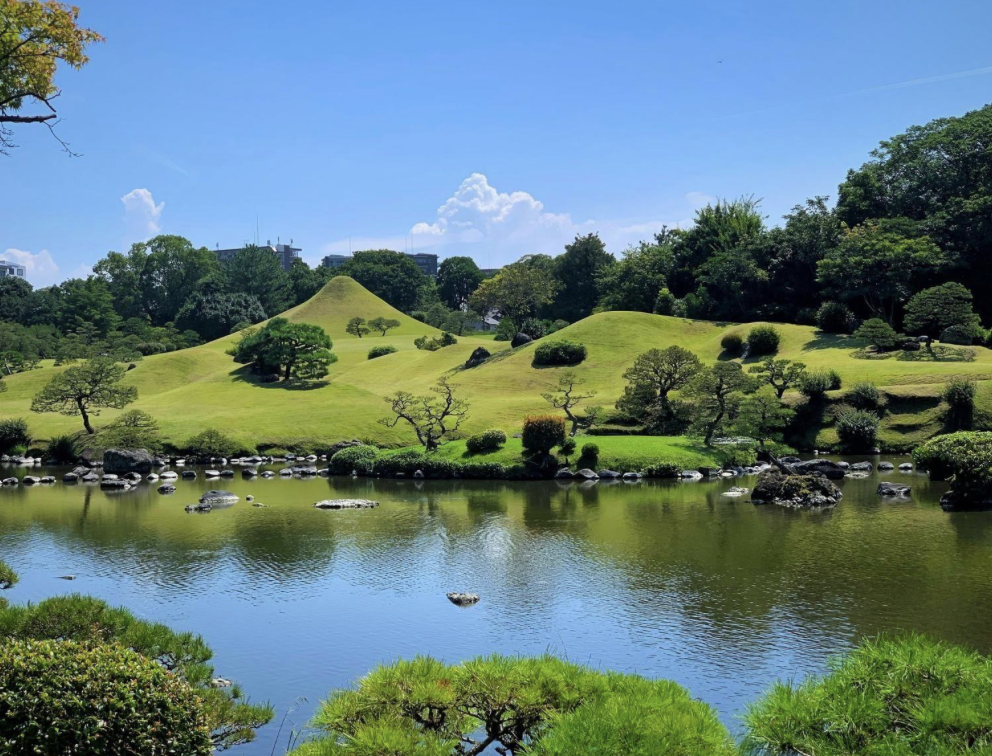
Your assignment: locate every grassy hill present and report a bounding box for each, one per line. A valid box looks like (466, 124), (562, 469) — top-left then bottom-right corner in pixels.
(2, 276), (990, 452)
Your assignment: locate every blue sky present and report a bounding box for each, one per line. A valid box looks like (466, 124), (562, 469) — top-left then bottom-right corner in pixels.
(3, 0), (992, 285)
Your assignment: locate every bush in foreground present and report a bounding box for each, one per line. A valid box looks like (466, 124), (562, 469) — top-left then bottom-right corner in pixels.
(522, 415), (567, 457)
(532, 339), (587, 366)
(913, 431), (992, 510)
(835, 409), (879, 452)
(0, 594), (272, 749)
(0, 639), (213, 755)
(366, 344), (397, 360)
(0, 418), (30, 453)
(743, 633), (992, 756)
(466, 428), (507, 454)
(747, 325), (781, 356)
(0, 560), (16, 590)
(943, 378), (976, 431)
(290, 655), (730, 756)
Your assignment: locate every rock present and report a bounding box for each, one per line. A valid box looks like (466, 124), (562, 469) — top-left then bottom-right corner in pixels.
(103, 448), (155, 474)
(680, 470), (703, 481)
(22, 476), (41, 485)
(70, 465), (90, 477)
(465, 346), (491, 368)
(199, 490), (239, 505)
(159, 471), (178, 480)
(242, 468), (258, 478)
(555, 468), (574, 479)
(260, 471), (275, 478)
(185, 503), (212, 513)
(81, 473), (100, 483)
(899, 462), (913, 471)
(837, 461), (850, 469)
(157, 484), (176, 494)
(789, 459), (846, 480)
(845, 471), (871, 479)
(575, 468), (599, 480)
(210, 677), (232, 688)
(413, 470), (425, 479)
(181, 470), (197, 479)
(58, 575), (76, 580)
(100, 479), (131, 490)
(878, 461), (895, 471)
(39, 476), (56, 484)
(510, 332), (532, 348)
(1, 478), (19, 486)
(123, 472), (143, 483)
(751, 470), (842, 509)
(146, 473), (159, 481)
(780, 456), (802, 465)
(293, 466), (318, 476)
(205, 469), (221, 478)
(849, 461), (873, 472)
(101, 473), (119, 481)
(622, 472), (642, 479)
(252, 502), (266, 507)
(279, 468), (293, 477)
(260, 373), (280, 383)
(722, 486), (750, 497)
(313, 499), (379, 509)
(878, 482), (911, 497)
(597, 470), (621, 479)
(446, 592), (480, 606)
(219, 469), (235, 478)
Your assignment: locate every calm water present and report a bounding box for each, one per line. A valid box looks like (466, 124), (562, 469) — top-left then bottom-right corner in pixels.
(2, 460), (992, 754)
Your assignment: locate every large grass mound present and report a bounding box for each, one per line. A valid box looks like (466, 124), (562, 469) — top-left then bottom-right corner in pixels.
(2, 277), (990, 450)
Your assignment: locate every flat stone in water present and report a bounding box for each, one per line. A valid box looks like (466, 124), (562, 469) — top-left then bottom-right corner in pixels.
(199, 490), (239, 505)
(447, 592), (480, 606)
(313, 499), (378, 509)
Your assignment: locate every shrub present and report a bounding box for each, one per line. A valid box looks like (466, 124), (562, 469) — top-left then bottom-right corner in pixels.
(558, 437), (576, 462)
(720, 332), (744, 355)
(743, 633), (992, 756)
(799, 370), (833, 399)
(532, 340), (587, 367)
(746, 325), (780, 356)
(44, 434), (81, 463)
(522, 415), (567, 456)
(825, 368), (842, 390)
(328, 445), (380, 475)
(719, 446), (758, 467)
(366, 345), (397, 360)
(816, 301), (854, 333)
(847, 381), (880, 411)
(854, 318), (899, 351)
(493, 319), (516, 341)
(181, 428), (254, 458)
(530, 676), (734, 756)
(0, 418), (30, 453)
(376, 451), (458, 478)
(943, 378), (976, 431)
(0, 594), (272, 749)
(914, 432), (992, 508)
(92, 409), (161, 454)
(940, 323), (980, 345)
(641, 462), (681, 478)
(414, 332), (458, 351)
(466, 429), (507, 454)
(835, 409), (879, 452)
(0, 560), (16, 590)
(578, 442), (599, 467)
(0, 639), (213, 755)
(653, 287), (677, 315)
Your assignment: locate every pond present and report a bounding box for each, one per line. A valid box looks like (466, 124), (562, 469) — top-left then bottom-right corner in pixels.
(2, 459), (992, 754)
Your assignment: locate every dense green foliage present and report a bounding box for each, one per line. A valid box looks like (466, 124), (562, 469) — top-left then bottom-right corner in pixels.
(175, 287), (266, 342)
(816, 301), (854, 333)
(744, 634), (992, 756)
(30, 357), (137, 434)
(522, 414), (567, 456)
(942, 378), (977, 431)
(904, 282), (980, 337)
(0, 595), (271, 749)
(835, 409), (880, 451)
(414, 332), (457, 351)
(616, 346), (701, 431)
(229, 318), (336, 381)
(914, 431), (992, 508)
(847, 381), (881, 411)
(181, 427), (254, 458)
(855, 318), (899, 351)
(334, 250), (427, 313)
(0, 639), (213, 755)
(0, 417), (30, 453)
(720, 331), (744, 355)
(466, 428), (507, 454)
(436, 256), (485, 309)
(532, 339), (587, 366)
(328, 445), (380, 475)
(746, 325), (780, 356)
(366, 344), (397, 360)
(0, 560), (16, 590)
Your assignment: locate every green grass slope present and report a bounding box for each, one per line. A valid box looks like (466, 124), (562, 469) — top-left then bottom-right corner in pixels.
(2, 278), (989, 451)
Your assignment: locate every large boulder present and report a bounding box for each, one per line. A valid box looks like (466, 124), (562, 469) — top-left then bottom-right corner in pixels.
(510, 332), (532, 348)
(103, 448), (155, 474)
(751, 470), (842, 509)
(789, 459), (846, 480)
(465, 346), (491, 368)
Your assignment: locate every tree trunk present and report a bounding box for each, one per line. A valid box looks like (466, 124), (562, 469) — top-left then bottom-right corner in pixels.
(78, 401), (94, 434)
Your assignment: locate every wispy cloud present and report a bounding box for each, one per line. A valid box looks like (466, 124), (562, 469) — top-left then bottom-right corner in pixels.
(2, 248), (60, 286)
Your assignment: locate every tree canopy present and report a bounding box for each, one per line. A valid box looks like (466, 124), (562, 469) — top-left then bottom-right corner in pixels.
(30, 357), (137, 433)
(334, 250), (427, 313)
(229, 318), (336, 381)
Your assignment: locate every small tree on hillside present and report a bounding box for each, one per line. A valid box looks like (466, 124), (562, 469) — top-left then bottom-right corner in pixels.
(686, 362), (755, 445)
(379, 377), (468, 452)
(228, 318), (337, 381)
(748, 358), (807, 399)
(541, 371), (597, 436)
(903, 282), (980, 337)
(368, 317), (400, 336)
(31, 358), (137, 434)
(346, 317), (369, 338)
(616, 346), (701, 428)
(735, 388), (794, 448)
(854, 318), (899, 352)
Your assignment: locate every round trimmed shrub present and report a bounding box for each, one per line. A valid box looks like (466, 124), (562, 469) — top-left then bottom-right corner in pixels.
(720, 332), (744, 355)
(578, 442), (599, 467)
(816, 301), (854, 333)
(367, 345), (397, 360)
(940, 323), (978, 345)
(0, 639), (212, 755)
(943, 378), (976, 431)
(466, 429), (507, 454)
(329, 445), (379, 475)
(847, 381), (880, 411)
(522, 415), (567, 456)
(532, 340), (587, 367)
(835, 409), (879, 452)
(747, 325), (781, 356)
(799, 370), (833, 399)
(914, 431), (992, 488)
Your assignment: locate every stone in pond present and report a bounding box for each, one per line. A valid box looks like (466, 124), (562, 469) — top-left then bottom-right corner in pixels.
(199, 490), (239, 505)
(751, 470), (842, 509)
(447, 592), (480, 606)
(313, 499), (379, 509)
(878, 482), (911, 497)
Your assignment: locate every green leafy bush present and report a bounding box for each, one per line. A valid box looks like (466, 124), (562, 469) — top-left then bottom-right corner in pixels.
(522, 415), (567, 456)
(855, 318), (899, 351)
(376, 451), (458, 478)
(847, 381), (881, 411)
(92, 409), (161, 454)
(532, 340), (587, 367)
(0, 639), (213, 755)
(943, 378), (977, 431)
(531, 675), (734, 756)
(414, 332), (458, 351)
(328, 445), (380, 475)
(579, 442), (599, 468)
(835, 409), (880, 452)
(44, 433), (81, 463)
(940, 323), (980, 345)
(914, 432), (992, 508)
(0, 594), (272, 749)
(0, 560), (16, 590)
(799, 370), (833, 398)
(0, 418), (30, 453)
(720, 332), (744, 355)
(719, 446), (758, 467)
(493, 319), (516, 341)
(815, 301), (854, 333)
(366, 344), (397, 360)
(743, 633), (992, 756)
(180, 428), (255, 458)
(641, 462), (681, 478)
(466, 429), (507, 454)
(746, 325), (780, 356)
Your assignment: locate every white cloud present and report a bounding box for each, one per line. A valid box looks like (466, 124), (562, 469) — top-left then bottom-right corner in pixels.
(120, 188), (165, 243)
(2, 248), (61, 286)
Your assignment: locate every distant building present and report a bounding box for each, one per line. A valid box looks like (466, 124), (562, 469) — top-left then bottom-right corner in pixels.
(321, 251), (439, 277)
(214, 241), (300, 272)
(0, 259), (26, 279)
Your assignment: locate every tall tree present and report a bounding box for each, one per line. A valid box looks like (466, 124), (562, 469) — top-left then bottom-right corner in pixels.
(903, 282), (980, 337)
(222, 245), (293, 317)
(436, 256), (484, 309)
(468, 261), (557, 325)
(551, 233), (614, 322)
(0, 276), (32, 322)
(616, 346), (701, 429)
(335, 250), (427, 313)
(0, 0), (103, 154)
(288, 258), (332, 305)
(31, 357), (137, 434)
(686, 362), (755, 445)
(596, 240), (675, 313)
(56, 276), (119, 336)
